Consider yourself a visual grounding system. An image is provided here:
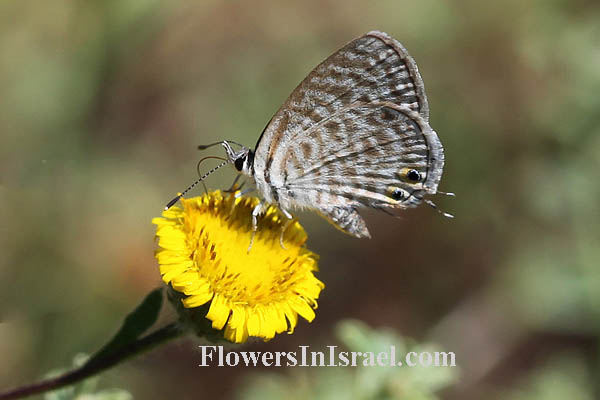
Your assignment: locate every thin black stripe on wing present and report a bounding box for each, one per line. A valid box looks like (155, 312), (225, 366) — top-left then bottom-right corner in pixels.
(253, 31), (430, 184)
(277, 102), (443, 214)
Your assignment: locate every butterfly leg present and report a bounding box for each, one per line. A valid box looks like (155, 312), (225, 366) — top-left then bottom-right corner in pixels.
(248, 202), (267, 253)
(234, 187), (255, 199)
(228, 185), (256, 216)
(279, 209), (294, 250)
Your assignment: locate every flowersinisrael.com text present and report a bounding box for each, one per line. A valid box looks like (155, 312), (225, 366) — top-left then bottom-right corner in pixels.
(199, 345), (456, 368)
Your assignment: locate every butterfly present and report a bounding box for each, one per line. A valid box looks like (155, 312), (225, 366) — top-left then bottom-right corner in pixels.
(167, 31), (449, 244)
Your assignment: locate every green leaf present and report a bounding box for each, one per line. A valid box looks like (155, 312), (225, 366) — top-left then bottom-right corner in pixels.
(85, 288), (164, 366)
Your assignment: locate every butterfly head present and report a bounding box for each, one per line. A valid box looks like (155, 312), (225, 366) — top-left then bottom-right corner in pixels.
(222, 140), (254, 176)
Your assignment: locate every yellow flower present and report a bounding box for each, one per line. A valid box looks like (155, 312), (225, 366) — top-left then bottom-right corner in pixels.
(152, 190), (324, 343)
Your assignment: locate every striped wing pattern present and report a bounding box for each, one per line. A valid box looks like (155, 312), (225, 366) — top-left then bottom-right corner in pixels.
(252, 31), (444, 238)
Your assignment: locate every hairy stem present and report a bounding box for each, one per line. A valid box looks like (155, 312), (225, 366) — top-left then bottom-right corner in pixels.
(0, 322), (183, 400)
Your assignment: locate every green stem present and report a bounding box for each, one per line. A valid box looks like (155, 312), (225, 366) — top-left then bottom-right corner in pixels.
(0, 322), (184, 400)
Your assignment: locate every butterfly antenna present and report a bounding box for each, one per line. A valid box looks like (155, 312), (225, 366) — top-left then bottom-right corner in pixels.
(164, 158), (228, 210)
(437, 191), (456, 197)
(196, 156), (227, 176)
(197, 156), (227, 195)
(198, 140), (244, 150)
(196, 156), (225, 194)
(424, 199), (454, 219)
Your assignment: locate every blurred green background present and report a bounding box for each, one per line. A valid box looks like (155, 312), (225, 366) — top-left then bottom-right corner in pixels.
(1, 0), (599, 399)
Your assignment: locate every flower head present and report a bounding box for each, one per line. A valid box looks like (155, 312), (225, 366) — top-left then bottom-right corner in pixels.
(153, 191), (323, 343)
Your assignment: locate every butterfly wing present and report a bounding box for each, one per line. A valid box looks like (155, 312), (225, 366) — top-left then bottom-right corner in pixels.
(251, 31), (443, 237)
(272, 102), (442, 237)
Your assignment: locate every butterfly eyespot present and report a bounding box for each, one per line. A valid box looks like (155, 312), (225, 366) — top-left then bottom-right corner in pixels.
(406, 169), (421, 182)
(387, 187), (406, 201)
(234, 156), (245, 171)
(392, 189), (404, 200)
(399, 168), (422, 182)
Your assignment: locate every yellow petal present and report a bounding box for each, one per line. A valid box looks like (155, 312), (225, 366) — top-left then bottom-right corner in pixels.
(182, 291), (213, 307)
(153, 190), (323, 343)
(206, 294), (231, 330)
